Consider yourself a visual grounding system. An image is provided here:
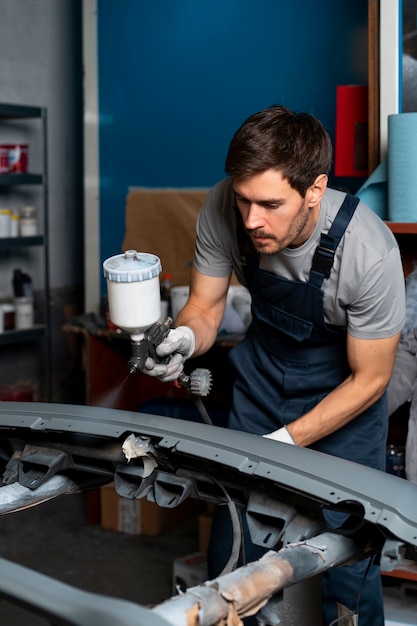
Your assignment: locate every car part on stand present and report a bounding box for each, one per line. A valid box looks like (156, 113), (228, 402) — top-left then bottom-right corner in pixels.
(0, 402), (415, 624)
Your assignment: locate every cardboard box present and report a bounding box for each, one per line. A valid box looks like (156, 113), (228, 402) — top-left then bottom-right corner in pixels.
(100, 483), (198, 536)
(172, 552), (208, 593)
(122, 188), (239, 288)
(122, 188), (208, 286)
(198, 510), (213, 554)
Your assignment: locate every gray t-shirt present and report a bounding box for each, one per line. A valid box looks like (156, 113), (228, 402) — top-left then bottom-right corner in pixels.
(194, 177), (405, 340)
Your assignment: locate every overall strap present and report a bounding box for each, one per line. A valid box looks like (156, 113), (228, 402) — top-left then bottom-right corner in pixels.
(309, 194), (360, 288)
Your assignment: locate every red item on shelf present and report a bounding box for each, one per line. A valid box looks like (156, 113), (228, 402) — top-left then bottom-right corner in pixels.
(0, 144), (28, 173)
(334, 85), (368, 178)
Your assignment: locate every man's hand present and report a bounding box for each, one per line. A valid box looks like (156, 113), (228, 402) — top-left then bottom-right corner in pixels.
(143, 326), (195, 382)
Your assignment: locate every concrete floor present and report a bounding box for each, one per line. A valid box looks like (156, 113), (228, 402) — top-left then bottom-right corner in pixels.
(0, 490), (199, 624)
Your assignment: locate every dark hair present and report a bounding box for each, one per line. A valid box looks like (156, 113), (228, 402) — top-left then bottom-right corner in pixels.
(225, 105), (333, 197)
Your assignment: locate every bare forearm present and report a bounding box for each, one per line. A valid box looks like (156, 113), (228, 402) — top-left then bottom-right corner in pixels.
(287, 374), (387, 447)
(174, 269), (230, 357)
(286, 333), (400, 447)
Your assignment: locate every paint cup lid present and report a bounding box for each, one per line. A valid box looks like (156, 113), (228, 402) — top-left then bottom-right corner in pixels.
(103, 250), (162, 283)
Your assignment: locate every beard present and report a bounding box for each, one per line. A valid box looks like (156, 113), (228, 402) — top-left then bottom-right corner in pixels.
(247, 230), (281, 254)
(246, 202), (311, 254)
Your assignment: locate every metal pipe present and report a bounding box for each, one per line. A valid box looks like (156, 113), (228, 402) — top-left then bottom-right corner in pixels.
(152, 532), (370, 626)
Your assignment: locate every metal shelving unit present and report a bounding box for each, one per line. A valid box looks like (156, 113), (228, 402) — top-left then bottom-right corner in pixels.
(0, 103), (51, 400)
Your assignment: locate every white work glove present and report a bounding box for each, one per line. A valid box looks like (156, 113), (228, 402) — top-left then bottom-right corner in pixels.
(263, 426), (295, 445)
(144, 326), (195, 382)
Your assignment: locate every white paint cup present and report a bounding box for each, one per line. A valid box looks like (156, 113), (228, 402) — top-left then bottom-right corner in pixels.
(103, 250), (162, 341)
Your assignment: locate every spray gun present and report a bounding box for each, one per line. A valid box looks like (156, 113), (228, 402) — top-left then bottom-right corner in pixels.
(103, 250), (213, 401)
(128, 315), (212, 397)
(128, 316), (173, 375)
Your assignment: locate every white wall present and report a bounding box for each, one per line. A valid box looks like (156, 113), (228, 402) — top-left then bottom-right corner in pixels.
(0, 0), (83, 294)
(82, 0), (100, 314)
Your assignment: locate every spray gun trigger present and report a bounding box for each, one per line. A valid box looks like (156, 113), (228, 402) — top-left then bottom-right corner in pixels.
(145, 317), (173, 363)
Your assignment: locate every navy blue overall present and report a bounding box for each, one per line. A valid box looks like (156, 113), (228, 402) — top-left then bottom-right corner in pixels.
(207, 194), (386, 625)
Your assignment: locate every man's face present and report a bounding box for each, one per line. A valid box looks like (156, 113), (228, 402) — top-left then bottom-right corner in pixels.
(233, 169), (319, 254)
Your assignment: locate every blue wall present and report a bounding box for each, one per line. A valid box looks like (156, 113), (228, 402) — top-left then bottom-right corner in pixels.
(98, 0), (368, 290)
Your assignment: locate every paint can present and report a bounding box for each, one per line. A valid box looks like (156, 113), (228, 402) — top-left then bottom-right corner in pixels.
(0, 209), (12, 237)
(14, 296), (34, 329)
(0, 144), (28, 173)
(0, 303), (15, 332)
(19, 206), (37, 236)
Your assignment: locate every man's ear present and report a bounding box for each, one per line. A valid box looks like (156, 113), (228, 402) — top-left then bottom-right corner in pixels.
(307, 174), (328, 206)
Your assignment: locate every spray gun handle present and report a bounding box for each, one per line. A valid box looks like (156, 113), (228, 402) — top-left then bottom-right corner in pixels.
(144, 316), (173, 363)
(145, 318), (213, 396)
(128, 318), (212, 400)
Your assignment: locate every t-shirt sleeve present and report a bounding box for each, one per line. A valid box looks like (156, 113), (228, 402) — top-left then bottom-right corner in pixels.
(194, 187), (235, 278)
(346, 245), (405, 339)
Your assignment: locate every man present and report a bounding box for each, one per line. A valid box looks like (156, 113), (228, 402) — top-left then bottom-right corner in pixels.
(144, 106), (405, 624)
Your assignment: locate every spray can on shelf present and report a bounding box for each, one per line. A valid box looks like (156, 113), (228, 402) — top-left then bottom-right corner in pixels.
(13, 268), (33, 298)
(12, 269), (34, 329)
(0, 209), (12, 237)
(10, 212), (19, 237)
